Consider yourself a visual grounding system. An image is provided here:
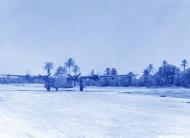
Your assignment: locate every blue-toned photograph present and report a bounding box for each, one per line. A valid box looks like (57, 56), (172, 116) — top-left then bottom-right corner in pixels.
(0, 0), (190, 138)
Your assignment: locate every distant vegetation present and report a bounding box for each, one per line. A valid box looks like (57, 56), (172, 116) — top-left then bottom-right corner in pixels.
(0, 58), (80, 85)
(86, 59), (190, 88)
(1, 59), (190, 88)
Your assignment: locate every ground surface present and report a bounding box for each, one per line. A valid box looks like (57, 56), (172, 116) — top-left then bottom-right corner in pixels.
(0, 84), (190, 138)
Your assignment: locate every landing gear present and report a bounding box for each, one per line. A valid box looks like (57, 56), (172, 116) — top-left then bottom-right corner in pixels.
(47, 86), (51, 91)
(80, 78), (83, 92)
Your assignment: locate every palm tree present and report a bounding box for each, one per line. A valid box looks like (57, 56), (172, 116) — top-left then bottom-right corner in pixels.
(163, 60), (168, 68)
(44, 62), (54, 75)
(181, 59), (188, 72)
(91, 69), (95, 76)
(65, 58), (75, 75)
(126, 72), (136, 86)
(73, 65), (80, 75)
(161, 60), (168, 85)
(143, 69), (150, 76)
(111, 68), (118, 75)
(55, 66), (67, 76)
(104, 67), (111, 76)
(147, 64), (154, 74)
(142, 69), (151, 87)
(44, 62), (54, 91)
(162, 60), (168, 74)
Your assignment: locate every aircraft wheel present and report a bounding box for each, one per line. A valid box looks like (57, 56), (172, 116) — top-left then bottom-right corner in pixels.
(47, 86), (51, 91)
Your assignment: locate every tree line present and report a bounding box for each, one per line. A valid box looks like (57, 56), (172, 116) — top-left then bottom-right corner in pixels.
(86, 59), (190, 88)
(44, 58), (80, 77)
(1, 58), (190, 88)
(0, 58), (80, 84)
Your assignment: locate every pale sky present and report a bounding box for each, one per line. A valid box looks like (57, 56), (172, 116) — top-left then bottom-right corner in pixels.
(0, 0), (190, 75)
